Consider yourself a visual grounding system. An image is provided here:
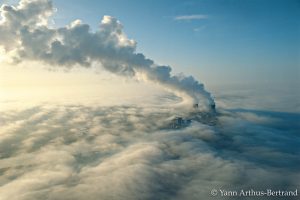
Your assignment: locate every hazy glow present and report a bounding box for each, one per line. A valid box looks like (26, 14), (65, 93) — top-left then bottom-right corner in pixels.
(0, 61), (182, 112)
(0, 48), (4, 62)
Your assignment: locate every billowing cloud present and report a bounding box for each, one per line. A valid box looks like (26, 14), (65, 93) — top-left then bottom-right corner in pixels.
(0, 0), (214, 110)
(0, 95), (299, 199)
(174, 14), (209, 21)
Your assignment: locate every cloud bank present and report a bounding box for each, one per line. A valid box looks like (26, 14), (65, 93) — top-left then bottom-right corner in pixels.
(0, 99), (299, 200)
(0, 0), (214, 110)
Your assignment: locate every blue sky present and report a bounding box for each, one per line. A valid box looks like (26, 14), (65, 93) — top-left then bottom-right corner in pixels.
(4, 0), (300, 87)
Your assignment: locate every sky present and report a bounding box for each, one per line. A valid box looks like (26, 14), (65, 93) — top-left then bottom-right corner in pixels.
(47, 0), (300, 87)
(1, 0), (299, 89)
(0, 0), (299, 111)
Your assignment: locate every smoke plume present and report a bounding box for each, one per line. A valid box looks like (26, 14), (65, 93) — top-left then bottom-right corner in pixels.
(0, 0), (214, 109)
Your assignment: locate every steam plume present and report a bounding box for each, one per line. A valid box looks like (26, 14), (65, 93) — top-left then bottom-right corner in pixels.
(0, 0), (215, 110)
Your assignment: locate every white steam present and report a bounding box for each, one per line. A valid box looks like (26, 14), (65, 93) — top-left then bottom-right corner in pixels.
(0, 0), (214, 109)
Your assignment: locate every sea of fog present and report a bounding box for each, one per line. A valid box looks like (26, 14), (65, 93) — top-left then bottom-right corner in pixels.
(0, 85), (299, 200)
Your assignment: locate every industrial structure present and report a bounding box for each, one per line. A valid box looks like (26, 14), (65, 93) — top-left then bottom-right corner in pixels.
(168, 103), (217, 129)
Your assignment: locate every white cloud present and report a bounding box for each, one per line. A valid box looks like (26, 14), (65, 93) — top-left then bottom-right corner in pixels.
(0, 0), (215, 110)
(193, 25), (206, 32)
(0, 99), (299, 200)
(174, 14), (208, 21)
